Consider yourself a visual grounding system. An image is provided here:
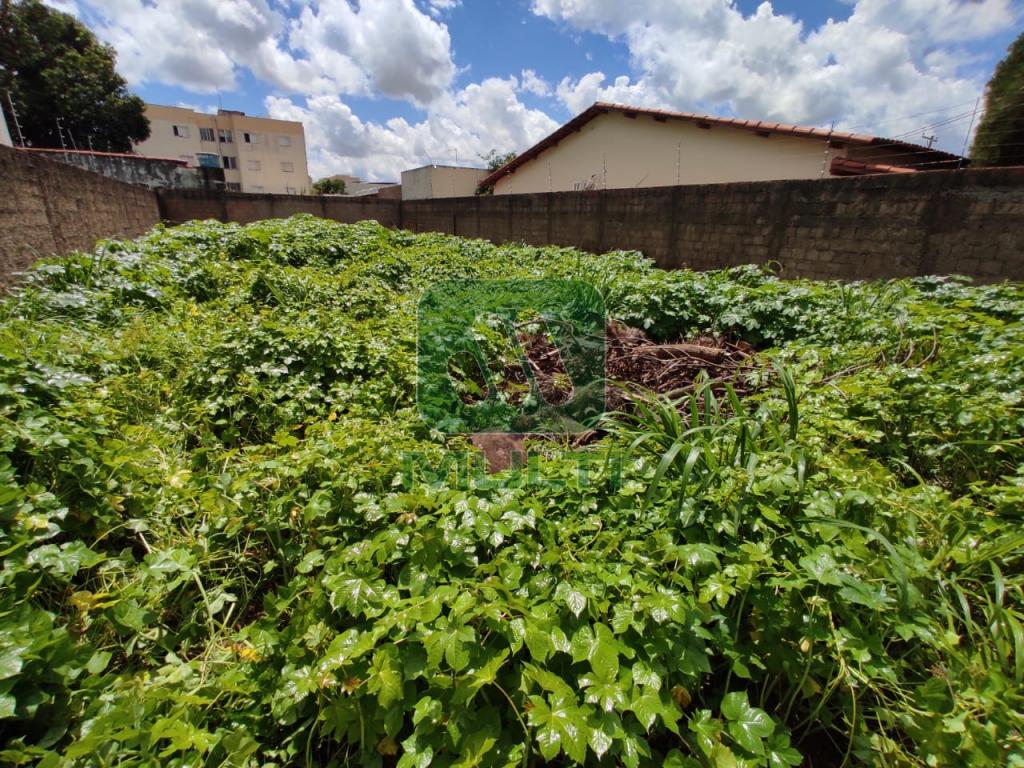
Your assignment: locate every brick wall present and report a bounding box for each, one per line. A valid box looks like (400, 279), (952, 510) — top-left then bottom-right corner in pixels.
(157, 190), (401, 228)
(0, 144), (160, 287)
(401, 167), (1024, 282)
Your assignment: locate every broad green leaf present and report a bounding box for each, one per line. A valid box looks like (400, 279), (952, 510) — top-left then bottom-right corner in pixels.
(0, 648), (23, 680)
(369, 648), (403, 707)
(720, 692), (774, 756)
(556, 582), (587, 618)
(631, 661), (661, 691)
(526, 694), (588, 763)
(767, 732), (803, 768)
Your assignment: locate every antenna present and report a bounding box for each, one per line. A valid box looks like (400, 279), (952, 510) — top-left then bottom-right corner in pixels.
(5, 90), (25, 147)
(959, 97), (981, 169)
(921, 132), (938, 149)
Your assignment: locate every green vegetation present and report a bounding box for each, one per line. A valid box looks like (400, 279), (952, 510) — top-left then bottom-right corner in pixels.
(0, 216), (1022, 766)
(971, 30), (1024, 166)
(0, 0), (149, 152)
(314, 178), (348, 195)
(481, 150), (517, 172)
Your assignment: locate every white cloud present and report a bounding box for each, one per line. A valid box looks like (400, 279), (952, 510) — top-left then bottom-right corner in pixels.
(72, 0), (455, 103)
(520, 69), (552, 97)
(267, 77), (559, 181)
(555, 72), (658, 115)
(425, 0), (460, 16)
(290, 0), (455, 103)
(534, 0), (1017, 149)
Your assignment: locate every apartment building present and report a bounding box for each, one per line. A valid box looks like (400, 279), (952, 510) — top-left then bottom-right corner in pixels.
(134, 104), (311, 194)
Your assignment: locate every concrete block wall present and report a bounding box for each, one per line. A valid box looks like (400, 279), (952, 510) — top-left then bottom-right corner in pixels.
(157, 190), (401, 228)
(0, 144), (160, 286)
(3, 141), (1023, 287)
(401, 167), (1024, 282)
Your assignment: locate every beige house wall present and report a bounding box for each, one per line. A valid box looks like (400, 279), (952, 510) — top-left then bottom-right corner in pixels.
(135, 104), (311, 194)
(493, 111), (851, 195)
(402, 165), (488, 200)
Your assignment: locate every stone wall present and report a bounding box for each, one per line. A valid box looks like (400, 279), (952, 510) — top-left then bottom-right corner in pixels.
(401, 167), (1024, 282)
(0, 144), (160, 286)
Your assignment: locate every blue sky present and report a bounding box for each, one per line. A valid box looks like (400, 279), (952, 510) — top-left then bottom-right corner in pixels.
(53, 0), (1021, 180)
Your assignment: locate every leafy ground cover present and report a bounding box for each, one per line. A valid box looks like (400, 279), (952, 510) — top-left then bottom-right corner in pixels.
(0, 216), (1022, 767)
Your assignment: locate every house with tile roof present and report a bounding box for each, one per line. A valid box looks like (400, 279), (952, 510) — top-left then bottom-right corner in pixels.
(480, 102), (963, 195)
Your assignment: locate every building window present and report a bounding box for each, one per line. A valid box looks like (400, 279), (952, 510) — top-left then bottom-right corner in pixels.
(278, 135), (292, 147)
(218, 129), (233, 143)
(243, 132), (260, 144)
(251, 185), (264, 192)
(285, 185), (297, 194)
(199, 127), (215, 142)
(225, 182), (242, 192)
(172, 125), (190, 138)
(281, 161), (295, 173)
(247, 159), (261, 171)
(222, 156), (238, 170)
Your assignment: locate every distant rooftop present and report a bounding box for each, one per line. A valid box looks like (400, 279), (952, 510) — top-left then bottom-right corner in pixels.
(403, 164), (487, 173)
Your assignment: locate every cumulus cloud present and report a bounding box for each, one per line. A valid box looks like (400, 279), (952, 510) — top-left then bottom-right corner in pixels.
(425, 0), (460, 16)
(68, 0), (455, 102)
(534, 0), (1017, 148)
(520, 69), (552, 97)
(267, 77), (559, 181)
(555, 72), (657, 114)
(290, 0), (455, 103)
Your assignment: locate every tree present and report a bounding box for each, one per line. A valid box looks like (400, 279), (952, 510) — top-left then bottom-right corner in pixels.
(475, 149), (516, 195)
(313, 177), (347, 195)
(0, 0), (149, 151)
(971, 31), (1024, 166)
(480, 149), (516, 172)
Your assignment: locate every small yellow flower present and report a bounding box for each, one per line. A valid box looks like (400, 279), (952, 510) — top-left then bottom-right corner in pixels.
(232, 643), (262, 662)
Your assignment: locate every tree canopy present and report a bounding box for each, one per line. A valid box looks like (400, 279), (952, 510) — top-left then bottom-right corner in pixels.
(971, 31), (1024, 166)
(480, 149), (517, 172)
(313, 177), (347, 195)
(0, 0), (149, 151)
